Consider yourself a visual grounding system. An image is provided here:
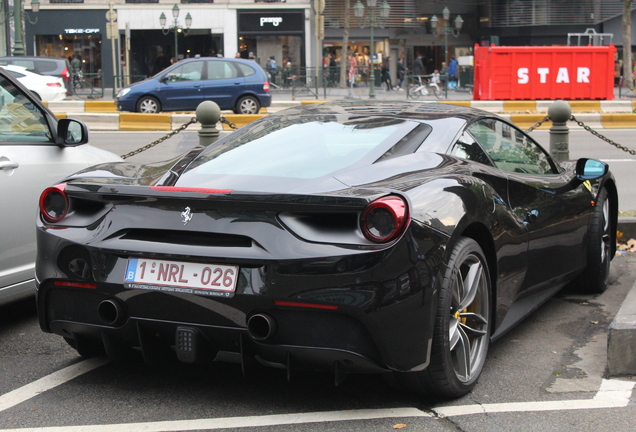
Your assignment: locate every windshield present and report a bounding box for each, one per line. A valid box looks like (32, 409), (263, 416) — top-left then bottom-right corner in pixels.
(183, 115), (430, 182)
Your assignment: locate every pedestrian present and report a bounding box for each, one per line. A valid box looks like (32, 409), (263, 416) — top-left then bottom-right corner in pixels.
(267, 56), (278, 85)
(448, 57), (458, 89)
(381, 57), (392, 91)
(413, 54), (424, 86)
(348, 52), (358, 87)
(397, 55), (406, 90)
(235, 52), (241, 58)
(440, 61), (448, 88)
(328, 53), (337, 87)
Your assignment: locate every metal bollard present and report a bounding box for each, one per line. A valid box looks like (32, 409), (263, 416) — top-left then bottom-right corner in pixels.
(196, 101), (222, 147)
(548, 100), (571, 162)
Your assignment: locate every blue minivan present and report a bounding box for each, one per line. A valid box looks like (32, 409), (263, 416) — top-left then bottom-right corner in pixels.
(116, 57), (271, 114)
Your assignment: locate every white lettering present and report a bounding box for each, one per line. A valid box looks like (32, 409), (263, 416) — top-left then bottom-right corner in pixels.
(518, 68), (529, 84)
(537, 68), (550, 83)
(64, 29), (100, 34)
(556, 67), (570, 83)
(577, 67), (590, 83)
(260, 17), (283, 27)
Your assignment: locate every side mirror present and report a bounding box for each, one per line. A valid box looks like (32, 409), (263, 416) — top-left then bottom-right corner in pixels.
(576, 158), (608, 181)
(56, 118), (89, 146)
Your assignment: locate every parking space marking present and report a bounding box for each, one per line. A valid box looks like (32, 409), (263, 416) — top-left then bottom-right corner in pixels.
(0, 358), (109, 413)
(0, 363), (633, 432)
(435, 378), (635, 417)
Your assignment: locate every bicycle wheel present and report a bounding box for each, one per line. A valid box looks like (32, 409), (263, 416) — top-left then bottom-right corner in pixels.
(432, 86), (442, 99)
(409, 85), (423, 99)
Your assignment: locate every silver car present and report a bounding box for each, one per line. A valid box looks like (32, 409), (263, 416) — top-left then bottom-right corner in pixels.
(0, 67), (121, 306)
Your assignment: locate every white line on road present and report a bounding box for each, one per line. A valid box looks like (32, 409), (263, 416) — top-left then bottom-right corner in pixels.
(0, 365), (633, 432)
(0, 358), (109, 413)
(601, 159), (636, 162)
(435, 378), (635, 417)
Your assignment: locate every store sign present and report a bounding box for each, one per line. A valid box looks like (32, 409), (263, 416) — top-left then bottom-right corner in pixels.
(238, 11), (304, 34)
(65, 29), (100, 34)
(260, 17), (283, 27)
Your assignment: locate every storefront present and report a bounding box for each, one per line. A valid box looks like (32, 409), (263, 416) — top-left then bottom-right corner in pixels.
(237, 10), (306, 75)
(25, 10), (113, 87)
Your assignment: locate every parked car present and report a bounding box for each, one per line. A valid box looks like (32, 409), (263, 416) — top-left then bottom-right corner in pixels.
(2, 65), (66, 101)
(35, 101), (616, 399)
(0, 56), (72, 95)
(116, 57), (271, 114)
(0, 68), (121, 307)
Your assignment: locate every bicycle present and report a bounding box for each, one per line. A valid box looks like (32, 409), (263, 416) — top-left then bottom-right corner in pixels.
(408, 75), (441, 99)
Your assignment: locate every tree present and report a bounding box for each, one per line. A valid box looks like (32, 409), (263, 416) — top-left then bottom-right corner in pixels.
(623, 0), (633, 89)
(340, 0), (351, 88)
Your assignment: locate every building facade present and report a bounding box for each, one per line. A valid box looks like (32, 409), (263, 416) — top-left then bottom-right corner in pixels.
(2, 0), (635, 89)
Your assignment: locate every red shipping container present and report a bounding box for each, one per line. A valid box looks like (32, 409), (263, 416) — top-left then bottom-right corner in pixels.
(473, 44), (616, 101)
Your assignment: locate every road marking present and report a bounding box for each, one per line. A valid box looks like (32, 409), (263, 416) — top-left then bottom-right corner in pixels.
(0, 371), (633, 432)
(435, 378), (635, 417)
(601, 159), (636, 162)
(0, 358), (109, 413)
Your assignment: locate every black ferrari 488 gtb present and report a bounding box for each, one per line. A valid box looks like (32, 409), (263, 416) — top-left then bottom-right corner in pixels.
(36, 101), (617, 398)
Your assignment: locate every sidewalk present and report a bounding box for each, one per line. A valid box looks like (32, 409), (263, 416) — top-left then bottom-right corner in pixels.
(55, 86), (636, 132)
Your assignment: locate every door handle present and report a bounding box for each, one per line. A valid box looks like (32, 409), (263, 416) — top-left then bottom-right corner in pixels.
(0, 159), (19, 170)
(524, 210), (539, 224)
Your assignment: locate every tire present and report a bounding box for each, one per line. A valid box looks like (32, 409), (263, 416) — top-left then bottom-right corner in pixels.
(393, 237), (491, 398)
(235, 96), (260, 114)
(136, 96), (161, 113)
(433, 87), (442, 99)
(408, 85), (422, 99)
(571, 188), (612, 294)
(30, 91), (41, 100)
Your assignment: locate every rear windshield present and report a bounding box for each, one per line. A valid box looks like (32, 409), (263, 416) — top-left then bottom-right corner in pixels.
(184, 115), (430, 180)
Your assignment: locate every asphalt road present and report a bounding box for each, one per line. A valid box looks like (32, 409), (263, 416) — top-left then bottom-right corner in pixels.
(2, 254), (635, 431)
(87, 128), (636, 210)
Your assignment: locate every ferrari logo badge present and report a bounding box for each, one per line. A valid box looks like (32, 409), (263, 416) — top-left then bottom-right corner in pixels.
(181, 207), (193, 225)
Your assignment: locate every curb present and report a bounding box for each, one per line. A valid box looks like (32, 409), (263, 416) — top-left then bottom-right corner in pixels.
(608, 217), (636, 376)
(49, 99), (636, 131)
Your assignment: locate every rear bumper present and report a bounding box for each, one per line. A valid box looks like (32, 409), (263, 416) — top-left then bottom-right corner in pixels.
(38, 283), (432, 374)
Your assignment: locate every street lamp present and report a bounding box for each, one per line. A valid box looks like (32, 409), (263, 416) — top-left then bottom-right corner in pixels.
(160, 4), (192, 61)
(353, 0), (390, 99)
(431, 7), (463, 99)
(4, 0), (41, 56)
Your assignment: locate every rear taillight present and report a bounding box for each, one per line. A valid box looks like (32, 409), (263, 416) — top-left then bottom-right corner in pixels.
(361, 196), (409, 243)
(264, 81), (270, 91)
(61, 67), (69, 81)
(47, 83), (62, 87)
(39, 183), (69, 223)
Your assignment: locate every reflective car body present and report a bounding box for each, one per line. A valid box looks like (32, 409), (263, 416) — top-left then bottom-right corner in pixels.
(0, 68), (120, 306)
(3, 65), (67, 101)
(115, 57), (271, 114)
(0, 56), (72, 95)
(36, 101), (617, 398)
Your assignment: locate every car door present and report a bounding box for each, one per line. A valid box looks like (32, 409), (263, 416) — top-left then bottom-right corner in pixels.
(0, 75), (89, 303)
(202, 60), (244, 110)
(467, 118), (592, 293)
(157, 60), (206, 110)
(449, 130), (530, 307)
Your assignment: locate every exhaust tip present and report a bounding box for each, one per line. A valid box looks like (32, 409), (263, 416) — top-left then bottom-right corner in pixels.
(97, 299), (126, 326)
(247, 313), (277, 341)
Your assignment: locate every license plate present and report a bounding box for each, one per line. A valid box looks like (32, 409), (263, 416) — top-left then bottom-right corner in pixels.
(124, 258), (239, 298)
